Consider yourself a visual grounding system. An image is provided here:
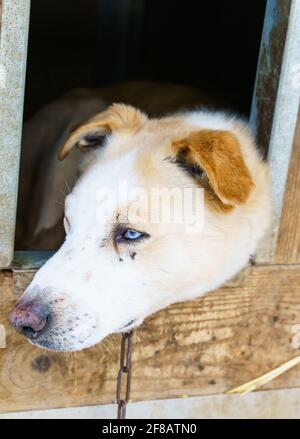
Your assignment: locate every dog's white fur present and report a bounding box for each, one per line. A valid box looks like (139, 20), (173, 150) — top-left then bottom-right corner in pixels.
(16, 106), (271, 351)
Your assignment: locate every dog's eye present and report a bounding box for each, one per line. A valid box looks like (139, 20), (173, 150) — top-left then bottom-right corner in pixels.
(123, 229), (143, 240)
(63, 216), (71, 234)
(114, 226), (150, 245)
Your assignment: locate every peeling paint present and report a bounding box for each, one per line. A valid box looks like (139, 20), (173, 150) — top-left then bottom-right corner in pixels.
(13, 251), (54, 269)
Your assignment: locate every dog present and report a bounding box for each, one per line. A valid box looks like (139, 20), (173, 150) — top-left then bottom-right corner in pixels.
(10, 103), (272, 351)
(16, 81), (230, 251)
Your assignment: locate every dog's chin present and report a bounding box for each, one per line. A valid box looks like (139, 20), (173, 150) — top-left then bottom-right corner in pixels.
(29, 338), (85, 352)
(28, 332), (100, 352)
(27, 319), (145, 352)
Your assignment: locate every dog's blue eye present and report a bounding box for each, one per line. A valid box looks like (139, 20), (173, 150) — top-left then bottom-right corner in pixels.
(123, 229), (142, 240)
(114, 226), (150, 245)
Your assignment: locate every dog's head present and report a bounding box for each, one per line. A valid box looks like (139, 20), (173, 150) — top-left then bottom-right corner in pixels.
(10, 104), (270, 351)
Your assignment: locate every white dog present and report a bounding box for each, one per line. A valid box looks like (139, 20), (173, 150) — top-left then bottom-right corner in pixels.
(10, 104), (271, 351)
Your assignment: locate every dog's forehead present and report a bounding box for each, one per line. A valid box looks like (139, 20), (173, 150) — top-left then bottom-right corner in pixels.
(66, 117), (195, 218)
(67, 149), (145, 215)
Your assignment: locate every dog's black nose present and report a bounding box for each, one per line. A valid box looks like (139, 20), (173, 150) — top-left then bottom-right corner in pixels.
(9, 300), (50, 339)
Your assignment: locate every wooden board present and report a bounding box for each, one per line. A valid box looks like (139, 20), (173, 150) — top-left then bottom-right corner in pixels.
(1, 264), (300, 413)
(275, 111), (300, 263)
(251, 0), (300, 264)
(250, 0), (291, 157)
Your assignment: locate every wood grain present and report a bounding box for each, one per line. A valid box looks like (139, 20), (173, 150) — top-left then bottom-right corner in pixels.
(1, 265), (300, 413)
(275, 110), (300, 263)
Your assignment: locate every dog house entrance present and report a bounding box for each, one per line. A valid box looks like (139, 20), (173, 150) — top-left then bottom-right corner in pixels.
(0, 0), (299, 269)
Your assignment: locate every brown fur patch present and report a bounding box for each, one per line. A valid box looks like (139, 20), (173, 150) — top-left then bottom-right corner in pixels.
(172, 130), (255, 207)
(58, 104), (147, 160)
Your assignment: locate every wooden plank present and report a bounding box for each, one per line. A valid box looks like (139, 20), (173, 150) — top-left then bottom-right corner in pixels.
(250, 0), (291, 156)
(2, 388), (300, 419)
(275, 111), (300, 263)
(1, 264), (300, 413)
(253, 0), (300, 263)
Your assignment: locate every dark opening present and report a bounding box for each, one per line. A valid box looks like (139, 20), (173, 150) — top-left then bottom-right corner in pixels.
(16, 0), (267, 252)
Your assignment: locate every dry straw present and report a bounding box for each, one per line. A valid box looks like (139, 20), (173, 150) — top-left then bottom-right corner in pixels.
(226, 355), (300, 395)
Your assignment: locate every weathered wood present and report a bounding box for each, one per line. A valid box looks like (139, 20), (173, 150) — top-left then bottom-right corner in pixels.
(250, 0), (292, 156)
(2, 388), (300, 419)
(253, 0), (300, 263)
(1, 264), (300, 413)
(275, 112), (300, 263)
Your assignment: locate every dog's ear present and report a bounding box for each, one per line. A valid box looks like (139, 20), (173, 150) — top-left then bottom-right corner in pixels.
(172, 130), (255, 207)
(58, 103), (147, 160)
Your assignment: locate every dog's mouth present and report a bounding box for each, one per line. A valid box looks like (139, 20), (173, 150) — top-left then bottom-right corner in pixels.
(117, 318), (144, 332)
(27, 318), (142, 352)
(123, 319), (135, 328)
(118, 319), (136, 331)
(28, 329), (94, 352)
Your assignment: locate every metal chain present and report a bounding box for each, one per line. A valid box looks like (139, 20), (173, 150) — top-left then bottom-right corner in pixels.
(116, 331), (133, 419)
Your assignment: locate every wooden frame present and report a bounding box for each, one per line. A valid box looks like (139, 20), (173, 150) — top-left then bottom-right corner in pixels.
(0, 0), (298, 270)
(0, 0), (31, 268)
(0, 0), (300, 415)
(250, 0), (300, 262)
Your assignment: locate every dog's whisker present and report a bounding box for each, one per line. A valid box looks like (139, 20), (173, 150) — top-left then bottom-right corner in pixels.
(65, 180), (71, 194)
(59, 189), (67, 198)
(52, 199), (65, 207)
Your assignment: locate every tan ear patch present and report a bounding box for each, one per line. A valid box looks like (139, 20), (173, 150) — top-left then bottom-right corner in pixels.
(58, 103), (147, 160)
(172, 130), (255, 207)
